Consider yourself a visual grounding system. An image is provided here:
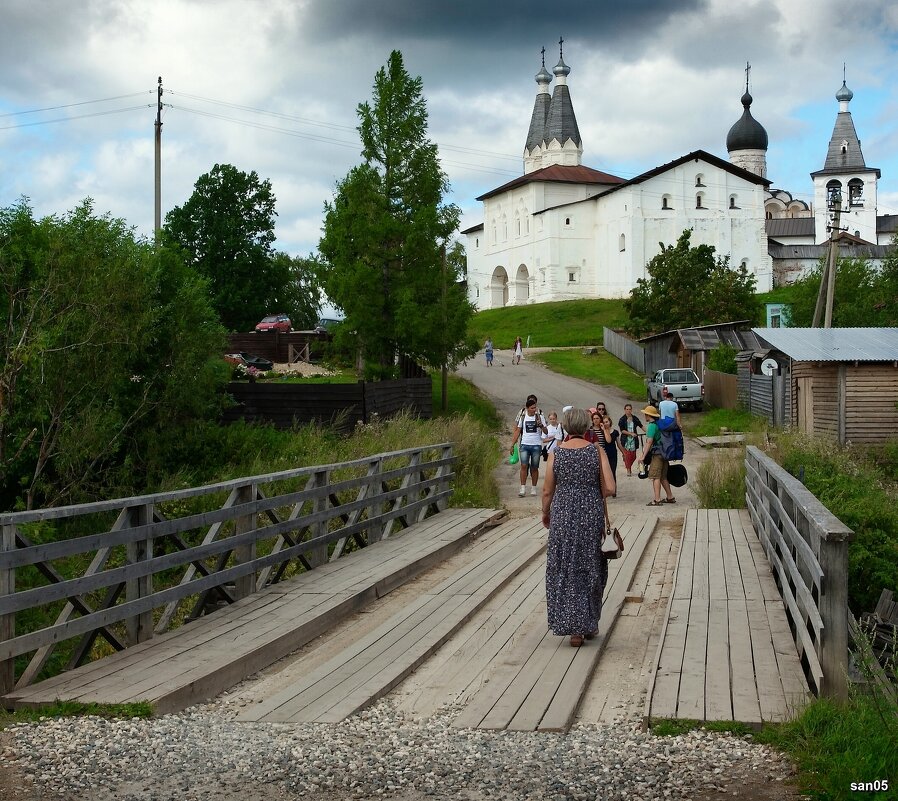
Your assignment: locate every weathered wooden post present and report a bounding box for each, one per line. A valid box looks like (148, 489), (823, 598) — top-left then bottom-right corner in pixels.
(125, 504), (154, 645)
(0, 523), (15, 693)
(816, 523), (852, 700)
(233, 483), (257, 600)
(310, 469), (329, 567)
(367, 457), (384, 545)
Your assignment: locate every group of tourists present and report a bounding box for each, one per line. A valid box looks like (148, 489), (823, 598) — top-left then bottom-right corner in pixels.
(508, 391), (686, 648)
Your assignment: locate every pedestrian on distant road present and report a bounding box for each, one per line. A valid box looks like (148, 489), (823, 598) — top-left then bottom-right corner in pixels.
(542, 407), (616, 647)
(484, 337), (494, 367)
(513, 336), (524, 365)
(618, 404), (644, 476)
(509, 394), (547, 496)
(640, 405), (676, 507)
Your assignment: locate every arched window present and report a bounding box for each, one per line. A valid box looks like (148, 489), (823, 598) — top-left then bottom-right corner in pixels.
(662, 195), (672, 210)
(516, 215), (521, 236)
(729, 195), (738, 209)
(826, 179), (843, 207)
(848, 178), (864, 206)
(475, 237), (479, 248)
(491, 222), (497, 243)
(855, 230), (861, 237)
(619, 233), (626, 252)
(696, 193), (705, 209)
(695, 173), (705, 187)
(565, 217), (571, 226)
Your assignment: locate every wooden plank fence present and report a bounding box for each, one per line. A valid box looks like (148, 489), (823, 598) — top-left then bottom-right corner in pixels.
(0, 444), (455, 695)
(703, 369), (737, 410)
(223, 377), (432, 432)
(744, 446), (853, 699)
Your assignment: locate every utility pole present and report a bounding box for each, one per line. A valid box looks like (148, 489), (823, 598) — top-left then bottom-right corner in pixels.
(440, 243), (448, 412)
(154, 76), (163, 244)
(812, 184), (844, 327)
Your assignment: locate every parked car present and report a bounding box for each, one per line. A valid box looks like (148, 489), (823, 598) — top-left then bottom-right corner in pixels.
(646, 368), (704, 411)
(255, 314), (291, 333)
(315, 317), (342, 333)
(224, 353), (274, 372)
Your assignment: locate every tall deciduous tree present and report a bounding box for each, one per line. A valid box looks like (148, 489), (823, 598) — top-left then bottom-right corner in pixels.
(624, 229), (759, 337)
(319, 51), (476, 379)
(0, 200), (225, 509)
(165, 164), (303, 332)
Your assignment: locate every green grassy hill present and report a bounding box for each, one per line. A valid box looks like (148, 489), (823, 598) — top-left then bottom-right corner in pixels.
(469, 289), (796, 349)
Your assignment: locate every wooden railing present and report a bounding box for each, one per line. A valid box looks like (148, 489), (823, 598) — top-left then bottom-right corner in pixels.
(0, 444), (455, 693)
(744, 446), (852, 699)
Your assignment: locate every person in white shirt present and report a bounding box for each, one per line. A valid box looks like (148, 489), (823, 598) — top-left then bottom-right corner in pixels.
(510, 394), (548, 496)
(543, 411), (564, 455)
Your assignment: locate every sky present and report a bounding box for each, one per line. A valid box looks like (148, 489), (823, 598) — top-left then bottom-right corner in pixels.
(3, 0), (898, 284)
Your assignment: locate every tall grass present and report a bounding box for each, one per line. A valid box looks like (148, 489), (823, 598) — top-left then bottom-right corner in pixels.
(693, 447), (748, 508)
(756, 691), (897, 800)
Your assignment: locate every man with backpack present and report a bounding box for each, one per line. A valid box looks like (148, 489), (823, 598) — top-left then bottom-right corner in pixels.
(510, 394), (548, 497)
(639, 405), (677, 507)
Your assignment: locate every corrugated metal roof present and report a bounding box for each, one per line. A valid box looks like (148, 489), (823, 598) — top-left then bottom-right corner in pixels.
(753, 327), (898, 361)
(765, 218), (815, 238)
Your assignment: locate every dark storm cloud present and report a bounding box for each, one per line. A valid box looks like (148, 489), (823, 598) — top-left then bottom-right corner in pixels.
(304, 0), (707, 61)
(306, 0), (706, 42)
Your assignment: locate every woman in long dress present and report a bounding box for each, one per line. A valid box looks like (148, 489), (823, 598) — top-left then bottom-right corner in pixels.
(541, 407), (616, 647)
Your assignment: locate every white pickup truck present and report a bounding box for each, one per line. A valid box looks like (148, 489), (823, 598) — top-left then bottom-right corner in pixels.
(646, 368), (704, 412)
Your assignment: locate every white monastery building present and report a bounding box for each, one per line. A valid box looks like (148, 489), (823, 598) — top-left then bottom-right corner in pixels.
(462, 49), (895, 309)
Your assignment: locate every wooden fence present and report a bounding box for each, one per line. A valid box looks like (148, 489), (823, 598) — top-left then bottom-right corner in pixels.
(227, 331), (330, 364)
(703, 369), (738, 409)
(0, 444), (455, 693)
(222, 377), (432, 432)
(602, 327), (645, 375)
(744, 446), (852, 699)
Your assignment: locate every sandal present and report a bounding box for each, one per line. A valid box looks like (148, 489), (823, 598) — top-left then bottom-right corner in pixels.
(570, 635), (584, 647)
(647, 500), (664, 507)
(585, 630), (598, 641)
(662, 497), (676, 504)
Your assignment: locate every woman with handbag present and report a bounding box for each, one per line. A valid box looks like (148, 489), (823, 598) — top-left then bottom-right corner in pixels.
(541, 407), (617, 647)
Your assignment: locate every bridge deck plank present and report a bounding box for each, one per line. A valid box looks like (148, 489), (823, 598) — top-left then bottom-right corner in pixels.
(450, 513), (657, 733)
(3, 508), (503, 713)
(645, 509), (808, 728)
(240, 519), (546, 723)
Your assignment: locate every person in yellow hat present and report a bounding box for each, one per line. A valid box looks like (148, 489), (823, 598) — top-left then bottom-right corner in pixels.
(639, 405), (676, 507)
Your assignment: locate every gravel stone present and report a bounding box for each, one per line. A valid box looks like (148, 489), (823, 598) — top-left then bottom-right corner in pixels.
(2, 697), (795, 801)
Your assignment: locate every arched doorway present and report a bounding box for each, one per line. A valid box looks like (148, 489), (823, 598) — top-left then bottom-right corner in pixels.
(489, 266), (509, 308)
(513, 264), (530, 304)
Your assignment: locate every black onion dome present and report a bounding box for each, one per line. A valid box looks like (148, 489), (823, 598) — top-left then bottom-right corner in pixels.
(726, 91), (769, 151)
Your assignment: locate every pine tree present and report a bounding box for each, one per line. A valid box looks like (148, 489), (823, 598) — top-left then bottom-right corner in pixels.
(319, 51), (475, 379)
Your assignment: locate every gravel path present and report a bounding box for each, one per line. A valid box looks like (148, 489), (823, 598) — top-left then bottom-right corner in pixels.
(2, 698), (797, 800)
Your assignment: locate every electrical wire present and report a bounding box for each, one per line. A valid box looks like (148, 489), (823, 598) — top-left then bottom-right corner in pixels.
(0, 91), (153, 118)
(0, 104), (152, 131)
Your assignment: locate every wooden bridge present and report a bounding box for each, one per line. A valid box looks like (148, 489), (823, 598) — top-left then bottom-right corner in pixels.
(0, 446), (851, 729)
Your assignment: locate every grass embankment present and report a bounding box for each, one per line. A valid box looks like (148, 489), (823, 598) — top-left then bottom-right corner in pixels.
(468, 298), (628, 349)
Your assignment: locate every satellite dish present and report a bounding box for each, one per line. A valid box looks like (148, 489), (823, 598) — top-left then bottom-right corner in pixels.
(760, 358), (778, 376)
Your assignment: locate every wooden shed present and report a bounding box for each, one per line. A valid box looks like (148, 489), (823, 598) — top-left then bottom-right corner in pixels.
(739, 328), (898, 444)
(638, 322), (765, 380)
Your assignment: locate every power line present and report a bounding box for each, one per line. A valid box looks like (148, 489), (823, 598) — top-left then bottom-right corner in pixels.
(0, 92), (152, 118)
(0, 104), (152, 131)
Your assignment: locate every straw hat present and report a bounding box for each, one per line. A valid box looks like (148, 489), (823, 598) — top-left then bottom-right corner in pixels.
(641, 405), (660, 418)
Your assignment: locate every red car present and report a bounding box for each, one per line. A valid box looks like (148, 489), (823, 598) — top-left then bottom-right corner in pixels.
(255, 314), (291, 333)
